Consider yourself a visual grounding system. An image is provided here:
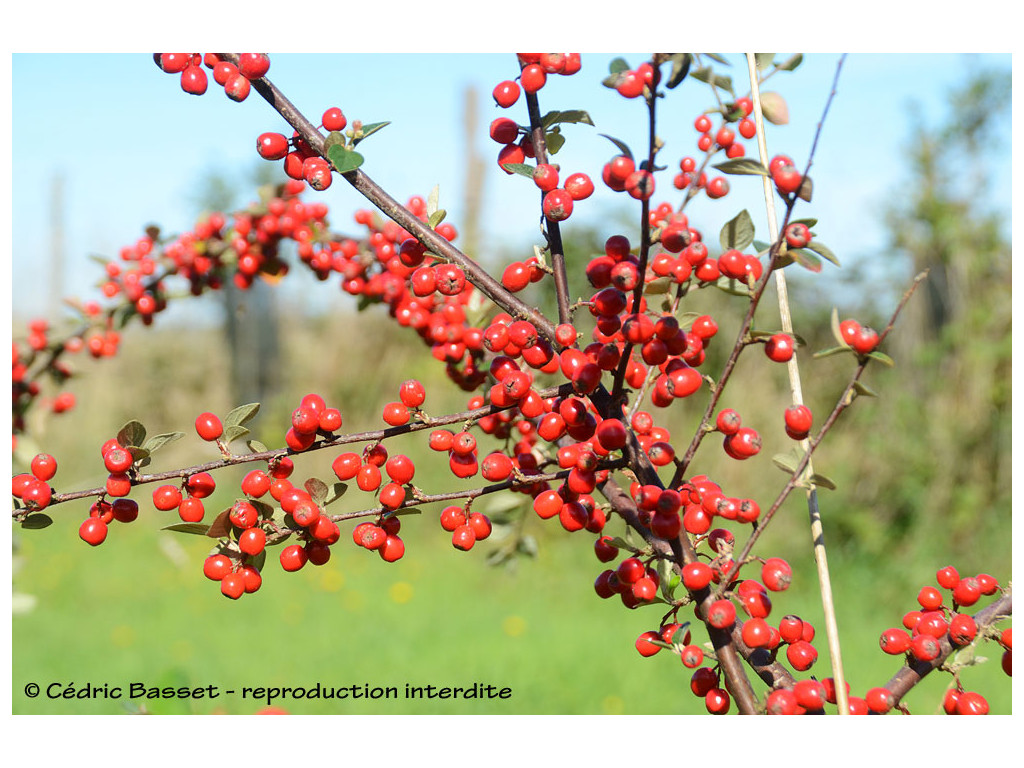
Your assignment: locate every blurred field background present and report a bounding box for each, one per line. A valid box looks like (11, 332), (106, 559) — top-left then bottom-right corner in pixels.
(11, 65), (1011, 715)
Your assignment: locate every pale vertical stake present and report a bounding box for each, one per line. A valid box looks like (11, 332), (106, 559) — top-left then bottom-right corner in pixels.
(745, 53), (849, 715)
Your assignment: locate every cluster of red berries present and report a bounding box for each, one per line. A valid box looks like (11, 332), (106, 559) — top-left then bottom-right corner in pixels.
(256, 106), (352, 192)
(154, 53), (269, 101)
(873, 565), (1007, 714)
(12, 182), (336, 451)
(838, 318), (880, 355)
(439, 504), (493, 551)
(12, 453), (58, 512)
(490, 53), (582, 110)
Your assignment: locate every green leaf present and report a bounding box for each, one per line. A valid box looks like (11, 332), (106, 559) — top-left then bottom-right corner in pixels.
(690, 66), (734, 95)
(352, 121), (390, 146)
(703, 53), (731, 65)
(21, 513), (53, 530)
(753, 239), (773, 253)
(322, 130), (346, 155)
(427, 184), (440, 217)
(719, 209), (755, 251)
(142, 431), (185, 455)
(868, 350), (895, 367)
(809, 473), (837, 491)
(814, 345), (850, 359)
(545, 129), (565, 155)
(797, 176), (813, 203)
(669, 622), (691, 645)
(805, 240), (840, 267)
(606, 537), (632, 551)
(221, 425), (250, 444)
(790, 217), (818, 228)
(791, 248), (822, 272)
(754, 53), (775, 71)
(713, 158), (769, 177)
(162, 523), (211, 536)
(645, 276), (673, 295)
(127, 446), (150, 463)
(327, 144), (365, 174)
(304, 478), (329, 505)
(758, 91), (789, 125)
(252, 499), (276, 519)
(206, 508), (233, 538)
(224, 403), (260, 429)
(247, 440), (269, 454)
(657, 558), (677, 600)
(324, 482), (348, 507)
(393, 506), (423, 517)
(830, 307), (847, 348)
(665, 53), (691, 88)
(713, 277), (753, 297)
(117, 420), (146, 448)
(778, 54), (803, 72)
(598, 133), (633, 161)
(501, 162), (536, 179)
(772, 452), (798, 474)
(541, 109), (594, 129)
(608, 57), (630, 75)
(853, 381), (879, 398)
(428, 209), (447, 229)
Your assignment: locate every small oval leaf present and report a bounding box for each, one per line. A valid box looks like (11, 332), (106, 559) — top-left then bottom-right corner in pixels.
(162, 523), (211, 536)
(225, 403), (260, 429)
(327, 145), (365, 174)
(21, 513), (53, 530)
(713, 158), (769, 177)
(117, 420), (146, 448)
(599, 133), (633, 161)
(719, 209), (756, 251)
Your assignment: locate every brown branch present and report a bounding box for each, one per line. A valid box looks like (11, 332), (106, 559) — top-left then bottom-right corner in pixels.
(885, 590), (1012, 704)
(712, 270), (929, 597)
(24, 383), (575, 511)
(216, 53), (558, 343)
(522, 83), (571, 327)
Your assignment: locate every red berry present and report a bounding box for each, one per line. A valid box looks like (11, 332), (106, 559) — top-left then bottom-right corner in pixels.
(492, 80), (521, 108)
(764, 333), (795, 363)
(79, 518), (108, 546)
(879, 627), (912, 655)
(865, 687), (894, 714)
(707, 599), (736, 629)
(542, 189), (574, 222)
(104, 447), (134, 474)
(30, 453), (57, 482)
(322, 107), (347, 132)
(953, 576), (982, 607)
(279, 543), (308, 572)
(955, 691), (989, 715)
(382, 401), (410, 427)
(238, 527), (267, 556)
(195, 412), (223, 441)
(153, 484), (183, 511)
(520, 64), (546, 94)
(704, 687), (730, 715)
(203, 554), (233, 581)
(178, 497), (205, 523)
(180, 65), (208, 95)
(635, 630), (662, 657)
(237, 53), (270, 80)
(564, 173), (594, 201)
(256, 132), (289, 160)
(784, 405), (813, 436)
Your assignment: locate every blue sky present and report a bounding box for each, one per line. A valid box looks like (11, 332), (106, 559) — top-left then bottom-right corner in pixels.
(10, 52), (1012, 322)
